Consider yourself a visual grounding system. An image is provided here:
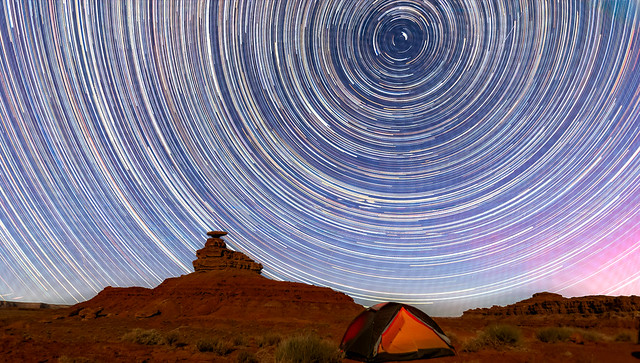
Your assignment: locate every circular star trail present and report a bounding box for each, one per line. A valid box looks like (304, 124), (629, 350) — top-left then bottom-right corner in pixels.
(1, 1), (640, 315)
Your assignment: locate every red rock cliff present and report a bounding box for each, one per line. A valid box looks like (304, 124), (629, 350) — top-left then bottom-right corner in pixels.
(464, 292), (640, 316)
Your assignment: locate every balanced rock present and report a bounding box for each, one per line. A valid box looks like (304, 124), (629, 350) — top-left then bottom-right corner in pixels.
(192, 231), (263, 273)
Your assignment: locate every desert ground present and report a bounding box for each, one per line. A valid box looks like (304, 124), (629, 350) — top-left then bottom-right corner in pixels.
(2, 280), (639, 362)
(2, 233), (639, 362)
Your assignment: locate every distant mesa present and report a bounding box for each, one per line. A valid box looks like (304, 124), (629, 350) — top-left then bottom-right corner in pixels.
(0, 301), (68, 309)
(192, 231), (263, 273)
(464, 292), (640, 317)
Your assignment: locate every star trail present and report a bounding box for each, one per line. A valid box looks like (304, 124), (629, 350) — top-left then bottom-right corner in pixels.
(1, 0), (640, 316)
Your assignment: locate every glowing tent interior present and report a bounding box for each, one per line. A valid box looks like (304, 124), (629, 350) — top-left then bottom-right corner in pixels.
(341, 302), (456, 362)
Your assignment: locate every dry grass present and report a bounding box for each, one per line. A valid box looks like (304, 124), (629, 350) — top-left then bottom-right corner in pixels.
(274, 333), (342, 363)
(462, 324), (522, 352)
(164, 330), (184, 346)
(232, 334), (248, 346)
(258, 331), (283, 347)
(195, 336), (234, 355)
(236, 349), (260, 363)
(536, 327), (573, 343)
(120, 328), (164, 345)
(614, 330), (634, 342)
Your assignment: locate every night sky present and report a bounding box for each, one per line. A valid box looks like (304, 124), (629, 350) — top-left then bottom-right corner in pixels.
(1, 1), (640, 316)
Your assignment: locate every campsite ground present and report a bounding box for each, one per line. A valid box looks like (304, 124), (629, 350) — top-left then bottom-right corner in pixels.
(438, 317), (640, 363)
(2, 306), (639, 362)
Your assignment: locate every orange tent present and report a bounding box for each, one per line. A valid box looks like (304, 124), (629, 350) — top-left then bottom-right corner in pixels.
(341, 302), (455, 362)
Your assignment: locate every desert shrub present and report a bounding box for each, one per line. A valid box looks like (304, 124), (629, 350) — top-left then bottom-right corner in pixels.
(274, 333), (342, 363)
(483, 324), (522, 347)
(460, 337), (485, 353)
(258, 332), (282, 347)
(164, 330), (184, 346)
(462, 324), (522, 352)
(614, 331), (634, 342)
(196, 338), (214, 352)
(536, 327), (573, 343)
(213, 339), (234, 355)
(121, 328), (164, 345)
(232, 334), (248, 346)
(579, 329), (603, 343)
(196, 337), (234, 355)
(237, 349), (259, 363)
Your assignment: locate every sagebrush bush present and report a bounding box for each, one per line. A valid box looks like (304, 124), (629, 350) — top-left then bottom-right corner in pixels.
(484, 324), (522, 347)
(579, 329), (603, 343)
(236, 349), (259, 363)
(460, 338), (485, 353)
(121, 328), (164, 345)
(536, 327), (573, 343)
(258, 332), (282, 347)
(196, 338), (214, 352)
(196, 337), (234, 355)
(164, 330), (182, 346)
(274, 333), (342, 363)
(215, 338), (235, 354)
(462, 324), (522, 352)
(232, 334), (248, 346)
(614, 331), (634, 342)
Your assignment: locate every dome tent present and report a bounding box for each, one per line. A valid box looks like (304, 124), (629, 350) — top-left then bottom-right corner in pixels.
(340, 302), (455, 362)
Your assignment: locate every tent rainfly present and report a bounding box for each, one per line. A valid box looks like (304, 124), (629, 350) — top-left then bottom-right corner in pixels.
(340, 302), (456, 362)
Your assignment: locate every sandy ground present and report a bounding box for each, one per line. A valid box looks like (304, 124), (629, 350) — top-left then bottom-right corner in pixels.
(2, 307), (639, 362)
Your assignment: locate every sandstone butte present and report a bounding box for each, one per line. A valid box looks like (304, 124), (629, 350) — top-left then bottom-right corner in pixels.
(464, 292), (640, 316)
(463, 291), (640, 329)
(192, 231), (264, 273)
(69, 231), (363, 327)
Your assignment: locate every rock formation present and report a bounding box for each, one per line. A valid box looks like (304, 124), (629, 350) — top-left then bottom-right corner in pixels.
(464, 292), (640, 316)
(461, 292), (640, 329)
(68, 230), (362, 325)
(0, 301), (68, 309)
(192, 231), (263, 273)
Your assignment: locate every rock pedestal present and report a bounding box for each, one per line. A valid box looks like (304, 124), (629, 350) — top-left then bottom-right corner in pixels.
(192, 231), (263, 273)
